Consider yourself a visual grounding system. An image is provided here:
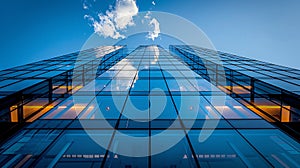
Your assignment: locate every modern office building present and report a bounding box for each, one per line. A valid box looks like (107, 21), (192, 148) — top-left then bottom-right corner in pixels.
(0, 45), (299, 167)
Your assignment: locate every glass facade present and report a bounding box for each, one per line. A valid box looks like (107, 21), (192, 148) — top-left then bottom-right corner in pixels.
(171, 45), (300, 138)
(0, 45), (299, 167)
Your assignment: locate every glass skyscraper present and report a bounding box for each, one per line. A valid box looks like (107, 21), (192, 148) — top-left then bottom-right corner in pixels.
(0, 45), (299, 167)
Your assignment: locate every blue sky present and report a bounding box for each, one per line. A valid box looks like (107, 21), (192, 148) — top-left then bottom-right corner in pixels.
(1, 0), (300, 70)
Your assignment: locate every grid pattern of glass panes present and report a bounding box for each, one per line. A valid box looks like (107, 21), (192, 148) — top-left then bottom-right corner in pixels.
(0, 46), (125, 142)
(170, 45), (300, 134)
(0, 45), (299, 167)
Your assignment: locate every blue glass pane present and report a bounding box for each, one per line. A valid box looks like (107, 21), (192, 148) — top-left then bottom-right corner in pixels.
(189, 130), (271, 167)
(239, 129), (300, 167)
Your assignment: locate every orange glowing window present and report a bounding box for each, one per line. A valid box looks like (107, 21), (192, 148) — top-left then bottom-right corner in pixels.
(218, 86), (231, 94)
(224, 86), (251, 94)
(247, 105), (290, 122)
(10, 109), (18, 122)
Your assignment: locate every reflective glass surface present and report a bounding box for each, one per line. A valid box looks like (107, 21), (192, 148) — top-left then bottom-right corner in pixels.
(0, 45), (299, 168)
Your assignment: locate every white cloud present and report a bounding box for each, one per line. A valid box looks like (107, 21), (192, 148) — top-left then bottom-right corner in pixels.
(85, 0), (138, 39)
(144, 12), (160, 41)
(95, 14), (125, 39)
(83, 0), (90, 10)
(114, 0), (139, 29)
(148, 18), (160, 41)
(152, 1), (156, 6)
(144, 11), (151, 19)
(83, 4), (88, 10)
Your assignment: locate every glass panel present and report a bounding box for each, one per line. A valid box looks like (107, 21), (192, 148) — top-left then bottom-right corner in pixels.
(188, 79), (220, 92)
(0, 79), (44, 92)
(240, 129), (300, 167)
(166, 79), (197, 91)
(104, 130), (149, 168)
(122, 96), (149, 120)
(173, 96), (222, 119)
(205, 96), (260, 119)
(131, 79), (149, 92)
(151, 130), (197, 168)
(35, 130), (113, 167)
(150, 95), (177, 119)
(42, 96), (91, 119)
(189, 130), (271, 167)
(150, 79), (168, 91)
